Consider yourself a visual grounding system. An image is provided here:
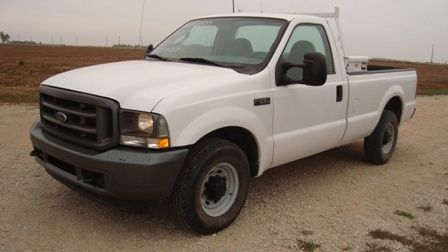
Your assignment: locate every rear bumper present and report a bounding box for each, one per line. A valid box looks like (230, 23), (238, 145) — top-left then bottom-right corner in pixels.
(30, 122), (188, 200)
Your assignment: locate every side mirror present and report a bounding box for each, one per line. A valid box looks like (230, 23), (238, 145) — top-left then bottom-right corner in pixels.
(146, 44), (154, 54)
(302, 52), (327, 86)
(276, 52), (327, 86)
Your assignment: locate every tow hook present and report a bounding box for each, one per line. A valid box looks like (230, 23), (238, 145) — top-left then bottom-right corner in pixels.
(29, 149), (41, 157)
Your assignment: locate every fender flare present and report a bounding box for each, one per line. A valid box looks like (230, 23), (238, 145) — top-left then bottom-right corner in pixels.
(375, 84), (405, 127)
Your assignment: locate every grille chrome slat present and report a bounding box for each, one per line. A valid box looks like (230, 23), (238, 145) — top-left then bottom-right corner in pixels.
(42, 101), (96, 118)
(39, 86), (119, 150)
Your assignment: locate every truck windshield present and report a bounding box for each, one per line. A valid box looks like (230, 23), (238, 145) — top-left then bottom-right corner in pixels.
(150, 17), (287, 71)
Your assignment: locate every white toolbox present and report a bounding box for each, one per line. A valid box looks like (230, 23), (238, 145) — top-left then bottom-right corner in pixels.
(345, 56), (369, 73)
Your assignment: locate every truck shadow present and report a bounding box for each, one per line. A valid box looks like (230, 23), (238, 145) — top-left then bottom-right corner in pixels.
(50, 141), (367, 236)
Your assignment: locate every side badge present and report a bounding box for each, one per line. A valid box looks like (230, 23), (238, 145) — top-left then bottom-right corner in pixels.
(254, 97), (271, 107)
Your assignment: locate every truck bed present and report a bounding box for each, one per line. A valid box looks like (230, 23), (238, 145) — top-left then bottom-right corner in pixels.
(341, 66), (417, 145)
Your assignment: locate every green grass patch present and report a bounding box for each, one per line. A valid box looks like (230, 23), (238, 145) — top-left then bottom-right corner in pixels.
(368, 229), (413, 246)
(368, 227), (448, 252)
(394, 210), (415, 219)
(365, 242), (393, 252)
(417, 204), (433, 212)
(296, 239), (321, 252)
(413, 226), (448, 252)
(301, 229), (314, 235)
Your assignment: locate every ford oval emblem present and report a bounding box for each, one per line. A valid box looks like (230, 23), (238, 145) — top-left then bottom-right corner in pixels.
(54, 112), (68, 123)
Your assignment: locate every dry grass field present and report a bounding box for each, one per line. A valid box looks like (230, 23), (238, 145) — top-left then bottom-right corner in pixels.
(0, 44), (143, 103)
(370, 59), (448, 95)
(1, 44), (447, 103)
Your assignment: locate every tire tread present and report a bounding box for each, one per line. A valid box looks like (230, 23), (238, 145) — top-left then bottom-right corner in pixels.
(171, 138), (249, 234)
(364, 110), (398, 165)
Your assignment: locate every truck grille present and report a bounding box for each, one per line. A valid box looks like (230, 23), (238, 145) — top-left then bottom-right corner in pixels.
(39, 86), (119, 150)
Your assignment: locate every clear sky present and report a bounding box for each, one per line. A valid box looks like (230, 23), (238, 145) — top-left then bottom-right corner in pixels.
(1, 0), (447, 63)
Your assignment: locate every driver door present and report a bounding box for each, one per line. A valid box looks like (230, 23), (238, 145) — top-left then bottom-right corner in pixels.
(272, 23), (347, 167)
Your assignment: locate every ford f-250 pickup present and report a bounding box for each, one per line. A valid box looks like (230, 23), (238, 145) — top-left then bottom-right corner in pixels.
(30, 12), (417, 234)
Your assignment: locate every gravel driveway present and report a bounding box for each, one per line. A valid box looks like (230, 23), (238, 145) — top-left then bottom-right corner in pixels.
(1, 96), (447, 251)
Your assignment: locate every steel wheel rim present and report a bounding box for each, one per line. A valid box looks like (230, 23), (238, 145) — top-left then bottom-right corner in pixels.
(382, 123), (395, 154)
(200, 163), (239, 217)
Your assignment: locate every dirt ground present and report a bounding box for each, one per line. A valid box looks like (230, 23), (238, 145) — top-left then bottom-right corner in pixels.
(1, 96), (447, 251)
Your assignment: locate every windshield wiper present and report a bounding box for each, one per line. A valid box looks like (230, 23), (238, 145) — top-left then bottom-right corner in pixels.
(146, 54), (168, 61)
(179, 57), (225, 67)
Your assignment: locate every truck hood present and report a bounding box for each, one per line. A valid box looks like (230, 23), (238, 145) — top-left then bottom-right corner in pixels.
(43, 60), (241, 112)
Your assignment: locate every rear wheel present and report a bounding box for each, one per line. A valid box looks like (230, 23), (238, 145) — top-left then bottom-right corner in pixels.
(364, 110), (399, 165)
(172, 138), (250, 234)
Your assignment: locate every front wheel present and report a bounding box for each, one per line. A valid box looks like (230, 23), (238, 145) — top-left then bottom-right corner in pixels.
(364, 110), (399, 165)
(172, 138), (250, 234)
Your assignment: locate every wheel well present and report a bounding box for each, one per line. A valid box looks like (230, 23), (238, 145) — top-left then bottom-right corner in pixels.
(384, 96), (403, 123)
(200, 127), (259, 177)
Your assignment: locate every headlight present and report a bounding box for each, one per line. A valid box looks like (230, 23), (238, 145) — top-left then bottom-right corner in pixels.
(120, 110), (170, 149)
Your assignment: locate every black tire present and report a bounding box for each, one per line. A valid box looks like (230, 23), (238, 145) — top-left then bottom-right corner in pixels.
(172, 138), (250, 234)
(364, 110), (399, 165)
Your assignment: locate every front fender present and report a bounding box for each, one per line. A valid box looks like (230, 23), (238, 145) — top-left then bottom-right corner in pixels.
(169, 105), (273, 176)
(179, 107), (259, 144)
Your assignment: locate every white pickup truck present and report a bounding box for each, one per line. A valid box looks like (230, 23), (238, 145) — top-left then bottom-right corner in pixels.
(30, 12), (416, 234)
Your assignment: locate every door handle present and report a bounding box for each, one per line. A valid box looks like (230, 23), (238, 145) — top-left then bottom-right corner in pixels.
(336, 85), (343, 102)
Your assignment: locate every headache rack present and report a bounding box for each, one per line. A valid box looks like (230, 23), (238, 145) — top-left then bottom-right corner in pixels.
(39, 86), (120, 151)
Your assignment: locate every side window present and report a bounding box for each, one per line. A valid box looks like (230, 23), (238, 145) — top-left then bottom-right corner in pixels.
(281, 24), (335, 81)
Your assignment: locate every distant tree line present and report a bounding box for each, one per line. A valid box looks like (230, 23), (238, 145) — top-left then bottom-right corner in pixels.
(0, 31), (40, 45)
(113, 44), (134, 48)
(113, 44), (146, 48)
(0, 31), (10, 43)
(10, 40), (38, 45)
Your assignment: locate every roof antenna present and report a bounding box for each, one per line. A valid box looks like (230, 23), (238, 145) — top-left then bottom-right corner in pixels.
(430, 42), (435, 63)
(138, 0), (146, 47)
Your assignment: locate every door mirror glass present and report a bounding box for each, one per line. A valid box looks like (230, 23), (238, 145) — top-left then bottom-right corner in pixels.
(285, 66), (303, 82)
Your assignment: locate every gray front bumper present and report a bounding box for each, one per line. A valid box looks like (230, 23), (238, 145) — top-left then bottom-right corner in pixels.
(30, 122), (188, 200)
